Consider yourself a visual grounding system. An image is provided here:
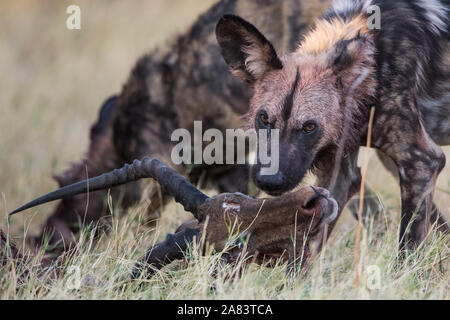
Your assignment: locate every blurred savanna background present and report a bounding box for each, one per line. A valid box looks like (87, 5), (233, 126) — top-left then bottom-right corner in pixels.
(0, 1), (449, 299)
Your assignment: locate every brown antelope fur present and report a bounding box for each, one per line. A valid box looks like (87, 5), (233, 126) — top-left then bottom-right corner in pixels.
(216, 0), (449, 252)
(133, 185), (338, 278)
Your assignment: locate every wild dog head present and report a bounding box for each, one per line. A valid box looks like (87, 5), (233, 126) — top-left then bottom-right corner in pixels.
(216, 14), (376, 195)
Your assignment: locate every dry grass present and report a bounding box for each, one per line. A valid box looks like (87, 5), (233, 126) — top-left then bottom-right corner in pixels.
(0, 0), (449, 300)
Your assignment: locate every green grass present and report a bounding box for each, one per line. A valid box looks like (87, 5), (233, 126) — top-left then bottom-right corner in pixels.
(0, 0), (449, 300)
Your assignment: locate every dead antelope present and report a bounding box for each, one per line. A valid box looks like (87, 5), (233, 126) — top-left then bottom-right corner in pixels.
(10, 157), (337, 277)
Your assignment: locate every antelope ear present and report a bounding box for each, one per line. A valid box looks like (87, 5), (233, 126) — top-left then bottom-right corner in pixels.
(216, 14), (283, 84)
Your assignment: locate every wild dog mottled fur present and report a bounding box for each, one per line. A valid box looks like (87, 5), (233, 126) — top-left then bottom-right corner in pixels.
(216, 0), (449, 251)
(31, 0), (333, 250)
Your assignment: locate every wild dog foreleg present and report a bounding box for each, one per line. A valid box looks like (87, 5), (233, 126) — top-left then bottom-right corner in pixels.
(315, 150), (362, 242)
(395, 149), (445, 251)
(376, 108), (446, 251)
(375, 149), (449, 234)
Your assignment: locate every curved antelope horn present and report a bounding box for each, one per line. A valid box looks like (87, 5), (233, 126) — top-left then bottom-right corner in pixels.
(10, 157), (209, 218)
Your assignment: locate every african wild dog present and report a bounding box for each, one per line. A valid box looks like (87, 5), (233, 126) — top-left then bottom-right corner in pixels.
(216, 0), (449, 251)
(28, 0), (335, 251)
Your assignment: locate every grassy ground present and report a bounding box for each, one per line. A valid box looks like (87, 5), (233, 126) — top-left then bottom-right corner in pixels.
(0, 1), (449, 299)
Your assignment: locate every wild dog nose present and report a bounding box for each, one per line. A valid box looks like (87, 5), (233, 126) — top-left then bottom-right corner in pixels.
(255, 171), (285, 192)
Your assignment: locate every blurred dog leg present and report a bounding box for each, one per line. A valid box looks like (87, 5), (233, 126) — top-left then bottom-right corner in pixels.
(0, 229), (30, 283)
(1, 229), (21, 266)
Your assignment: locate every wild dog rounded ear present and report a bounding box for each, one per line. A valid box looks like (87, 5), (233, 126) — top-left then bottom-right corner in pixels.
(329, 35), (373, 74)
(215, 14), (283, 84)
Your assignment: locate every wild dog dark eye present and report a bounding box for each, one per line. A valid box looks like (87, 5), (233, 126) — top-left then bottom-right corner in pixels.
(301, 121), (317, 134)
(258, 110), (270, 127)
